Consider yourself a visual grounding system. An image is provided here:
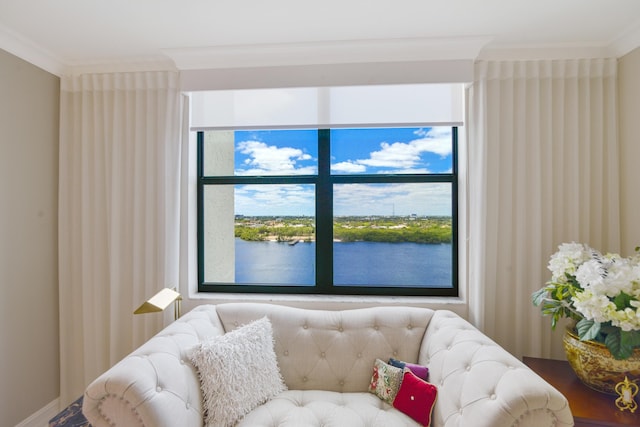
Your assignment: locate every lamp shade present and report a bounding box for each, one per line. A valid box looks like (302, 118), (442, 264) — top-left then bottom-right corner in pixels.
(134, 288), (182, 315)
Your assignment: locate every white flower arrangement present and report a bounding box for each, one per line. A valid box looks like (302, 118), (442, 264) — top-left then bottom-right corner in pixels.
(533, 242), (640, 359)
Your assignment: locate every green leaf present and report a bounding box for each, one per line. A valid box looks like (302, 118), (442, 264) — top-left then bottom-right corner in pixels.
(604, 329), (631, 360)
(531, 288), (548, 307)
(576, 318), (600, 341)
(613, 292), (635, 311)
(621, 330), (640, 351)
(565, 273), (582, 290)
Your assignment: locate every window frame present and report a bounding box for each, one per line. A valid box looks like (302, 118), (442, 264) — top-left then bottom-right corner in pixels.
(197, 127), (458, 296)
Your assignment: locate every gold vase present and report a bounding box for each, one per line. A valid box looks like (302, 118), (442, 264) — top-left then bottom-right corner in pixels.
(563, 328), (640, 395)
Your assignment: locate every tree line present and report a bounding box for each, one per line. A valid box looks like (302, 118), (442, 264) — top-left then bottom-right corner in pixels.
(234, 216), (452, 244)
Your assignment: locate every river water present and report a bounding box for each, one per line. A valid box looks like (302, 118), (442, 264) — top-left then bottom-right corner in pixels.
(235, 238), (452, 287)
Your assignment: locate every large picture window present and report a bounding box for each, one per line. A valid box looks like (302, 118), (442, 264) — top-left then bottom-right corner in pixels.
(198, 126), (458, 296)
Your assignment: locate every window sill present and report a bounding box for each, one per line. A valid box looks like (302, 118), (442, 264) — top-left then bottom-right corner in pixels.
(185, 291), (468, 316)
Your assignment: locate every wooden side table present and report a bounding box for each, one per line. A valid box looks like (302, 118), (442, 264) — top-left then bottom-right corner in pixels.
(524, 357), (639, 426)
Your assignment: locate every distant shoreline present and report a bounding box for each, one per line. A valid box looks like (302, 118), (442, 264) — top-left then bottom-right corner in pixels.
(235, 215), (452, 244)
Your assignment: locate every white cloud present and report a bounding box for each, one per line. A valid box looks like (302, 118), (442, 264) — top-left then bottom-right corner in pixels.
(340, 127), (452, 172)
(333, 182), (451, 216)
(235, 184), (315, 216)
(331, 161), (367, 173)
(236, 140), (315, 175)
(379, 168), (432, 174)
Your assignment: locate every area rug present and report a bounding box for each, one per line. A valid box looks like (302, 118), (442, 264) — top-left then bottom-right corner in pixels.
(48, 396), (90, 427)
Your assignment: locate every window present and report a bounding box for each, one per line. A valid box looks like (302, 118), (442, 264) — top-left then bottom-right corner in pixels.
(197, 126), (458, 296)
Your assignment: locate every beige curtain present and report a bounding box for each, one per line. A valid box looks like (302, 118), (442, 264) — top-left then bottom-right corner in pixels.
(58, 71), (184, 406)
(467, 59), (620, 360)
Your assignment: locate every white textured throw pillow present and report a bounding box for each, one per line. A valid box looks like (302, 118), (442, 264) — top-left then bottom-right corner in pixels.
(189, 316), (287, 427)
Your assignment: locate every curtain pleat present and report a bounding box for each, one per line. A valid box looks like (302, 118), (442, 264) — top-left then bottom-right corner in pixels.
(58, 71), (183, 406)
(467, 59), (620, 360)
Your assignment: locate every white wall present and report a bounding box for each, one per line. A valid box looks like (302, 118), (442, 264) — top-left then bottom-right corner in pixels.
(0, 49), (60, 426)
(619, 47), (640, 256)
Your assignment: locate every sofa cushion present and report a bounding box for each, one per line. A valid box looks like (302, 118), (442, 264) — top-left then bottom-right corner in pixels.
(216, 303), (435, 392)
(393, 369), (437, 426)
(238, 390), (421, 426)
(368, 358), (404, 404)
(189, 316), (287, 427)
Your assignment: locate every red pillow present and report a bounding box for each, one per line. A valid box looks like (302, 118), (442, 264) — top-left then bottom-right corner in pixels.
(393, 369), (438, 426)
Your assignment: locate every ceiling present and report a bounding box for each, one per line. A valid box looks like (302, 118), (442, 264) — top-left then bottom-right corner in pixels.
(1, 0), (640, 76)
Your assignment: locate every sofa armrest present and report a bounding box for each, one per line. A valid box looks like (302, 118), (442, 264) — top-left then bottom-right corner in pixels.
(82, 305), (224, 427)
(420, 311), (574, 427)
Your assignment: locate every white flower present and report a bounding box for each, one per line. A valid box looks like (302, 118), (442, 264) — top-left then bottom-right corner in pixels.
(572, 290), (616, 324)
(575, 259), (606, 290)
(538, 243), (640, 358)
(609, 307), (640, 331)
(566, 248), (640, 331)
(602, 259), (638, 296)
(548, 242), (592, 282)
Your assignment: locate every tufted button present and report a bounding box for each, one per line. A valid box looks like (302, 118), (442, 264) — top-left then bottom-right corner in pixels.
(180, 359), (185, 365)
(284, 350), (289, 356)
(338, 326), (344, 332)
(186, 402), (190, 409)
(339, 380), (345, 386)
(490, 394), (497, 400)
(302, 376), (308, 382)
(320, 352), (326, 358)
(357, 352), (362, 358)
(156, 386), (162, 392)
(392, 350), (398, 356)
(466, 366), (471, 371)
(303, 324), (308, 329)
(374, 325), (380, 330)
(407, 324), (413, 330)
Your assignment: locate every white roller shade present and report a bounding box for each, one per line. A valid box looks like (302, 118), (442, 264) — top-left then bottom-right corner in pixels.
(190, 83), (464, 130)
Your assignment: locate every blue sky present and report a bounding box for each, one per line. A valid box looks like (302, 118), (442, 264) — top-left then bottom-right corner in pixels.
(230, 127), (453, 216)
(234, 127), (452, 175)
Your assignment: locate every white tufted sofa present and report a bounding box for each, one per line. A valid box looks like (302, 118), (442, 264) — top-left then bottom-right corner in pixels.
(83, 303), (573, 427)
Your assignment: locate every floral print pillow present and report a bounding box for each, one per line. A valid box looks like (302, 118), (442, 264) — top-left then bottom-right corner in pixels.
(368, 358), (403, 404)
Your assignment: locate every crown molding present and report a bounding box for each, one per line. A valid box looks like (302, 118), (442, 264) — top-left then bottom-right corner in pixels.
(163, 37), (492, 70)
(477, 43), (614, 61)
(0, 23), (177, 76)
(63, 56), (178, 76)
(0, 24), (66, 76)
(180, 60), (474, 91)
(608, 20), (640, 58)
(4, 23), (638, 78)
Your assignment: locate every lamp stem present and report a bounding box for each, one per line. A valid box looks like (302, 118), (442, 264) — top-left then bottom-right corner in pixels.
(174, 296), (182, 320)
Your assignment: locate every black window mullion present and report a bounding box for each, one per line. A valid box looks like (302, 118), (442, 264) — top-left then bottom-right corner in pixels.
(450, 127), (459, 297)
(196, 131), (205, 289)
(202, 176), (316, 185)
(315, 129), (332, 290)
(331, 174), (453, 184)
